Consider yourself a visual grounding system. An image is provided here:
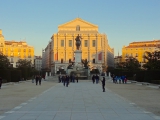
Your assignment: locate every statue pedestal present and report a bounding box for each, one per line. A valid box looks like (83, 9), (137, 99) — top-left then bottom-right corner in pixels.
(74, 50), (82, 66)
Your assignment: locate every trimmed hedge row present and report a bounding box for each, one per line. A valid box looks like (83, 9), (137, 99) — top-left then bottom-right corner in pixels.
(110, 69), (160, 84)
(0, 69), (21, 83)
(0, 68), (40, 83)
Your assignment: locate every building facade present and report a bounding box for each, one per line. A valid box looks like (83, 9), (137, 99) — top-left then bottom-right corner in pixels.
(42, 18), (114, 75)
(0, 30), (34, 67)
(34, 56), (42, 71)
(122, 40), (160, 66)
(114, 56), (122, 68)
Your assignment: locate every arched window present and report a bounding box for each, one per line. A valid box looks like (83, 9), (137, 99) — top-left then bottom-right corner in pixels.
(76, 25), (80, 31)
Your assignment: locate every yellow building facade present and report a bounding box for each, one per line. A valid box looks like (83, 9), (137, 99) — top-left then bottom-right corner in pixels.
(122, 40), (160, 63)
(43, 18), (114, 74)
(0, 30), (34, 67)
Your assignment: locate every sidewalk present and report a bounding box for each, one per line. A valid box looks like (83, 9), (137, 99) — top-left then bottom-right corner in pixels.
(0, 78), (159, 120)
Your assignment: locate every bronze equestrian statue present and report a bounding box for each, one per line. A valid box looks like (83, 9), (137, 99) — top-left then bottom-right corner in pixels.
(75, 34), (82, 50)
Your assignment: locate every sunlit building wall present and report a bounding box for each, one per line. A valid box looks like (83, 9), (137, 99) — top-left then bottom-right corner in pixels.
(0, 30), (34, 67)
(43, 18), (114, 74)
(122, 40), (160, 65)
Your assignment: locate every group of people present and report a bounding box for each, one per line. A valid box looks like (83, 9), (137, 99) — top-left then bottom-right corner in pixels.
(32, 75), (42, 85)
(111, 74), (127, 84)
(58, 74), (79, 87)
(91, 74), (100, 84)
(92, 74), (106, 92)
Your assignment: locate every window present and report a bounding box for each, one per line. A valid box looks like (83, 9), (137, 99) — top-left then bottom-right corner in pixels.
(29, 49), (31, 52)
(92, 40), (96, 47)
(18, 49), (21, 52)
(61, 40), (64, 47)
(84, 40), (88, 47)
(76, 25), (80, 31)
(61, 59), (63, 63)
(135, 53), (138, 57)
(69, 59), (71, 63)
(24, 49), (26, 52)
(11, 53), (14, 57)
(69, 40), (72, 47)
(93, 59), (95, 63)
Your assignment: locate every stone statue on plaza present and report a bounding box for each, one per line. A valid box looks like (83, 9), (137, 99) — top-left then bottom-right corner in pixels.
(75, 34), (82, 50)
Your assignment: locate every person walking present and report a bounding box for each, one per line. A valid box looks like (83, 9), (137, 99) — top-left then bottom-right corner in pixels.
(35, 75), (39, 85)
(92, 75), (95, 84)
(39, 75), (42, 85)
(95, 74), (99, 84)
(72, 74), (75, 83)
(124, 75), (127, 84)
(58, 75), (61, 83)
(101, 77), (105, 92)
(76, 76), (78, 83)
(63, 75), (66, 86)
(66, 75), (69, 87)
(0, 77), (2, 89)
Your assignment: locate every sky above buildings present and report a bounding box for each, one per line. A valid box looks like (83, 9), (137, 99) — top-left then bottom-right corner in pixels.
(0, 0), (159, 56)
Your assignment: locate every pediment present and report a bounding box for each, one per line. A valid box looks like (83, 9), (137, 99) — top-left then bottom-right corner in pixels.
(58, 18), (98, 31)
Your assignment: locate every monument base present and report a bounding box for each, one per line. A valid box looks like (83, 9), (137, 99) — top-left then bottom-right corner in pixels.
(74, 50), (82, 66)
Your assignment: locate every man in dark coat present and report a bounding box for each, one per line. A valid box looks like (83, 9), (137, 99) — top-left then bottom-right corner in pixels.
(76, 76), (78, 83)
(92, 75), (95, 84)
(66, 75), (69, 87)
(35, 75), (39, 85)
(39, 75), (42, 85)
(101, 77), (105, 92)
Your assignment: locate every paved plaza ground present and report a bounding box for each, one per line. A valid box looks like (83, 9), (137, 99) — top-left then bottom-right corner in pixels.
(0, 76), (160, 120)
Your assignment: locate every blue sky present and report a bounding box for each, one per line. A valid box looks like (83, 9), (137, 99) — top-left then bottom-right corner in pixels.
(0, 0), (160, 56)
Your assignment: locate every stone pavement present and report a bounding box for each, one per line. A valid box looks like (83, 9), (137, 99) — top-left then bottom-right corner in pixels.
(0, 79), (160, 120)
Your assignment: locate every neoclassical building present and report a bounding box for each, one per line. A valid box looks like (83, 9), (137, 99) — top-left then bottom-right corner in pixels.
(122, 40), (160, 67)
(0, 30), (34, 67)
(42, 18), (114, 75)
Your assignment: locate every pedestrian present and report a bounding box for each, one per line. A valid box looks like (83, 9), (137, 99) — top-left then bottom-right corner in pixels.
(72, 74), (75, 83)
(63, 75), (66, 86)
(39, 75), (42, 85)
(95, 74), (99, 84)
(76, 75), (78, 83)
(35, 75), (39, 85)
(124, 75), (127, 84)
(121, 75), (125, 84)
(66, 75), (69, 87)
(58, 75), (61, 83)
(0, 77), (2, 89)
(101, 77), (105, 92)
(92, 75), (95, 84)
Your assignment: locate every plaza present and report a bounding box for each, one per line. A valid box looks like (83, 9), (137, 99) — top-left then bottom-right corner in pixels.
(0, 77), (160, 120)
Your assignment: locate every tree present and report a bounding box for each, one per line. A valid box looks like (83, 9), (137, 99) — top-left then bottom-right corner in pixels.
(125, 56), (140, 71)
(16, 59), (32, 68)
(0, 53), (11, 69)
(143, 51), (160, 70)
(116, 57), (140, 71)
(16, 59), (33, 80)
(116, 62), (126, 69)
